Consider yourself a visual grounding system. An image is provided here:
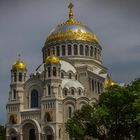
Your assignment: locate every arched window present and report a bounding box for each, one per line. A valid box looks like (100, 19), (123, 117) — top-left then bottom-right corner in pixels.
(74, 44), (78, 55)
(80, 45), (84, 55)
(69, 73), (72, 79)
(85, 45), (89, 56)
(31, 90), (39, 108)
(71, 89), (74, 95)
(92, 79), (94, 91)
(68, 106), (72, 118)
(78, 89), (81, 95)
(90, 46), (93, 57)
(14, 72), (17, 82)
(98, 82), (100, 94)
(61, 72), (64, 78)
(95, 48), (97, 58)
(52, 47), (55, 55)
(56, 46), (60, 56)
(62, 45), (66, 56)
(68, 45), (72, 55)
(48, 67), (51, 77)
(64, 89), (67, 96)
(13, 89), (16, 100)
(19, 72), (22, 82)
(75, 74), (78, 80)
(48, 85), (51, 96)
(59, 128), (61, 139)
(53, 67), (57, 76)
(46, 112), (53, 122)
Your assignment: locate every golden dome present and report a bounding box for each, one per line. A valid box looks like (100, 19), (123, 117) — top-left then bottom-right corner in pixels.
(45, 1), (98, 44)
(45, 55), (60, 65)
(12, 59), (27, 70)
(105, 76), (117, 88)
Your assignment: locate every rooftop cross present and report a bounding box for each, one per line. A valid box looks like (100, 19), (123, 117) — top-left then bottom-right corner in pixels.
(68, 0), (74, 22)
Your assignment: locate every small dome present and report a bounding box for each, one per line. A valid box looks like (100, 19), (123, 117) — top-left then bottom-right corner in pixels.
(45, 55), (60, 65)
(12, 60), (27, 70)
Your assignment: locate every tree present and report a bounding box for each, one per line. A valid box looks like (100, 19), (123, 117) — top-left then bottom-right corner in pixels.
(0, 125), (6, 140)
(65, 78), (140, 140)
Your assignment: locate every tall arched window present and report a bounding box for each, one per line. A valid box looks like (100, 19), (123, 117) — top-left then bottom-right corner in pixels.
(68, 45), (72, 55)
(19, 72), (22, 82)
(48, 85), (51, 96)
(61, 72), (64, 78)
(52, 47), (55, 55)
(14, 72), (17, 82)
(68, 106), (72, 118)
(48, 67), (51, 77)
(31, 90), (39, 108)
(85, 45), (89, 56)
(13, 89), (16, 100)
(59, 128), (61, 139)
(56, 46), (60, 56)
(69, 73), (72, 79)
(92, 79), (94, 91)
(62, 45), (66, 56)
(90, 46), (93, 57)
(78, 89), (81, 95)
(53, 67), (57, 76)
(64, 89), (67, 96)
(71, 89), (74, 95)
(95, 48), (97, 59)
(74, 44), (78, 55)
(80, 45), (84, 55)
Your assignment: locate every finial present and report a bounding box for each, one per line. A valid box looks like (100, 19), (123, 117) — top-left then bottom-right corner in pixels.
(68, 0), (74, 22)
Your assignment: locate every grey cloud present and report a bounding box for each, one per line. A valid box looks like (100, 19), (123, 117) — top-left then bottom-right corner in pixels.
(0, 0), (140, 124)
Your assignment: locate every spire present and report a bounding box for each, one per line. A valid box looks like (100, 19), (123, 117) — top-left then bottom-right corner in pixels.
(68, 0), (74, 22)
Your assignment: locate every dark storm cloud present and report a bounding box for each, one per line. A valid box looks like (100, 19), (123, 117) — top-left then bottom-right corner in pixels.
(0, 0), (140, 124)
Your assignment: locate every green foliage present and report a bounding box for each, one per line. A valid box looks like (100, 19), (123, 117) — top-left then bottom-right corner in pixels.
(0, 125), (6, 140)
(65, 78), (140, 140)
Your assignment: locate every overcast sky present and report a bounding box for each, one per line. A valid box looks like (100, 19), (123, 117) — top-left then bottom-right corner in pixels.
(0, 0), (140, 124)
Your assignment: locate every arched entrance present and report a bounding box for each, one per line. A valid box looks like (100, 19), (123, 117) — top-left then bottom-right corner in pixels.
(43, 126), (54, 140)
(8, 128), (18, 140)
(21, 119), (41, 140)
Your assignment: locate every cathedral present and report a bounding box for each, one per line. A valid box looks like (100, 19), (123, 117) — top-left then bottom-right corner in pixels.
(6, 1), (110, 140)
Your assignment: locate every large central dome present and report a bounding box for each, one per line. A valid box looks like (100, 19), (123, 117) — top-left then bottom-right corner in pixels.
(46, 2), (98, 44)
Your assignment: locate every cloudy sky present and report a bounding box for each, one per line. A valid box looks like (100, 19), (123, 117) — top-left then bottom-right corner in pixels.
(0, 0), (140, 124)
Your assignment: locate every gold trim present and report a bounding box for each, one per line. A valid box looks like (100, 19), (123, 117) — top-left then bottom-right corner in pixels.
(46, 29), (98, 43)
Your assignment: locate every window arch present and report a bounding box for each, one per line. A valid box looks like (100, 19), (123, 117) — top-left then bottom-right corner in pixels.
(85, 45), (89, 56)
(68, 45), (72, 55)
(80, 45), (84, 55)
(74, 44), (78, 55)
(62, 45), (66, 56)
(31, 90), (39, 108)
